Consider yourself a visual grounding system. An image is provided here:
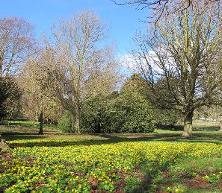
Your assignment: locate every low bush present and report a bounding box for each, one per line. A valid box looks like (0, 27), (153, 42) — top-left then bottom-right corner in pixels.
(82, 92), (156, 133)
(57, 111), (73, 133)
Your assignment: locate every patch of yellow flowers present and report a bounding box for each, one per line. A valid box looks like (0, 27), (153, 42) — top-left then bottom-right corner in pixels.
(1, 140), (222, 192)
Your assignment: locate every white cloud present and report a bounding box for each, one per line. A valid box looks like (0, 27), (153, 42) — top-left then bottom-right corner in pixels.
(119, 53), (137, 72)
(119, 51), (163, 76)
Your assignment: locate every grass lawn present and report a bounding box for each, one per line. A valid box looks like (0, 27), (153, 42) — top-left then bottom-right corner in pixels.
(0, 124), (222, 193)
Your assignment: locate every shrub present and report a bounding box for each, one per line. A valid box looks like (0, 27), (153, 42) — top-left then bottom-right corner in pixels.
(57, 111), (73, 133)
(155, 109), (180, 129)
(119, 91), (156, 133)
(82, 91), (156, 133)
(81, 94), (124, 133)
(0, 77), (21, 121)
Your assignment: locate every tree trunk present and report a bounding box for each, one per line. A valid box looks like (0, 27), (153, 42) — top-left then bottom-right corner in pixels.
(0, 65), (2, 77)
(94, 120), (101, 133)
(71, 107), (81, 134)
(74, 111), (80, 133)
(38, 111), (44, 135)
(182, 110), (193, 137)
(94, 112), (102, 133)
(0, 56), (3, 77)
(219, 120), (222, 131)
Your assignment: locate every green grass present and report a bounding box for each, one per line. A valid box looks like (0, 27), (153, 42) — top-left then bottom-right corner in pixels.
(0, 120), (59, 136)
(0, 124), (222, 193)
(154, 156), (222, 193)
(8, 120), (39, 127)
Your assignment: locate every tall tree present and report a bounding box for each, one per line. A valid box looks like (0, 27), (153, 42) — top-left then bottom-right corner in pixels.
(133, 3), (222, 137)
(113, 0), (221, 24)
(0, 17), (34, 122)
(19, 57), (63, 134)
(41, 11), (118, 133)
(0, 17), (34, 77)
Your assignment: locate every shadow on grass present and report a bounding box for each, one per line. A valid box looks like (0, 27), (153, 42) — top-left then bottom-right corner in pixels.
(1, 132), (48, 141)
(1, 131), (221, 148)
(130, 174), (152, 193)
(193, 125), (220, 131)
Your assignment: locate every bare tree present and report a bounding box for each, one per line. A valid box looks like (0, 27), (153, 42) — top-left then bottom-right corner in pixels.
(19, 57), (63, 135)
(0, 17), (34, 77)
(113, 0), (221, 24)
(134, 3), (222, 137)
(41, 11), (118, 133)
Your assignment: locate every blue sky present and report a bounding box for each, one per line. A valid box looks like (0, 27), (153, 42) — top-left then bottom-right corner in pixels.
(0, 0), (148, 55)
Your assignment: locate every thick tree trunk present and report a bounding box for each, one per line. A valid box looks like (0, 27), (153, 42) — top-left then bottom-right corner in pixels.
(38, 111), (44, 135)
(182, 110), (193, 137)
(71, 108), (81, 134)
(219, 120), (222, 132)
